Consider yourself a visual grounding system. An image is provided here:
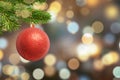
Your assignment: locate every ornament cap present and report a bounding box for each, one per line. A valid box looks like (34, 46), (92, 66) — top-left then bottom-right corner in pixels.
(30, 24), (35, 28)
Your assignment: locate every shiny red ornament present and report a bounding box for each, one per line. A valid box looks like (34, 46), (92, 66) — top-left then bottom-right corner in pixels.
(16, 27), (50, 61)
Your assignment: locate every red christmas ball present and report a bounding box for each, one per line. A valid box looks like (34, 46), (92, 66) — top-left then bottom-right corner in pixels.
(16, 27), (50, 61)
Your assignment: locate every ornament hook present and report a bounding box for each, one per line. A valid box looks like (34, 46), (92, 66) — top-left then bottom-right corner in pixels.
(30, 23), (35, 28)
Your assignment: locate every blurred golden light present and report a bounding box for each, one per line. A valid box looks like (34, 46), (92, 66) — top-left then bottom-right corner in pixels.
(78, 54), (90, 62)
(77, 44), (90, 62)
(93, 59), (104, 71)
(21, 72), (30, 80)
(102, 51), (119, 66)
(9, 53), (20, 65)
(21, 10), (31, 18)
(87, 0), (99, 7)
(89, 43), (101, 58)
(105, 5), (119, 20)
(2, 65), (20, 76)
(80, 7), (90, 16)
(77, 43), (101, 61)
(33, 68), (44, 80)
(92, 21), (104, 33)
(3, 64), (14, 75)
(49, 1), (62, 13)
(10, 66), (20, 76)
(57, 16), (65, 23)
(66, 10), (74, 18)
(33, 2), (48, 10)
(82, 33), (94, 44)
(44, 66), (56, 77)
(0, 50), (4, 60)
(68, 58), (80, 70)
(44, 54), (56, 66)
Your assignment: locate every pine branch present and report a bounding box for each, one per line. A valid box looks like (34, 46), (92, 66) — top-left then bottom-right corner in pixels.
(0, 0), (51, 34)
(24, 10), (51, 24)
(0, 13), (20, 31)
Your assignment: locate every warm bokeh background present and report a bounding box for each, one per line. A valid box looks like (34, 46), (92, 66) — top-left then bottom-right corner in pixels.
(0, 0), (120, 80)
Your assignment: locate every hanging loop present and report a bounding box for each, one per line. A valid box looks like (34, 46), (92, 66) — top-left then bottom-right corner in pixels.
(30, 23), (35, 28)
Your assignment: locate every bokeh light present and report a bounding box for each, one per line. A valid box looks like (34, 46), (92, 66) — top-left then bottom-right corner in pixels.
(33, 2), (48, 10)
(56, 60), (67, 71)
(93, 59), (104, 71)
(9, 53), (20, 65)
(80, 7), (90, 16)
(44, 66), (56, 77)
(83, 26), (94, 34)
(33, 68), (44, 80)
(87, 0), (99, 7)
(92, 21), (104, 33)
(57, 16), (65, 23)
(77, 43), (100, 61)
(104, 33), (115, 45)
(68, 58), (80, 70)
(66, 20), (72, 25)
(104, 5), (119, 20)
(67, 21), (80, 34)
(0, 50), (4, 60)
(48, 11), (57, 22)
(0, 37), (8, 49)
(76, 0), (87, 7)
(113, 66), (120, 78)
(79, 75), (91, 80)
(2, 65), (20, 76)
(44, 54), (56, 66)
(2, 64), (13, 75)
(110, 22), (120, 34)
(0, 62), (2, 74)
(49, 1), (62, 14)
(66, 10), (74, 18)
(102, 51), (119, 66)
(59, 68), (71, 79)
(21, 72), (30, 80)
(76, 44), (90, 62)
(81, 33), (94, 44)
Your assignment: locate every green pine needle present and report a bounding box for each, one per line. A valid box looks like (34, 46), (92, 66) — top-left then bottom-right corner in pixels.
(24, 10), (51, 24)
(0, 0), (51, 34)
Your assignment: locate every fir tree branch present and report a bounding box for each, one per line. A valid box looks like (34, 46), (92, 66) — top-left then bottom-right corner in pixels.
(0, 0), (51, 34)
(24, 10), (51, 24)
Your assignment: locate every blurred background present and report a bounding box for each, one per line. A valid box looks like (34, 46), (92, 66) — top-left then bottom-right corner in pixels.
(0, 0), (120, 80)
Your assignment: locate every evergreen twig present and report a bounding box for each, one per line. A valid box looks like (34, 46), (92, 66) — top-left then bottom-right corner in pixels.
(0, 0), (51, 34)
